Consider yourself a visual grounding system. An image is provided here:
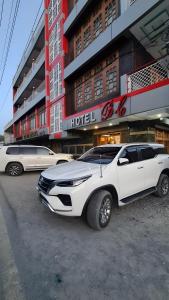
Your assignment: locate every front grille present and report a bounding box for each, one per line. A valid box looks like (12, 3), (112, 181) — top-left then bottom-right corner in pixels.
(38, 175), (54, 194)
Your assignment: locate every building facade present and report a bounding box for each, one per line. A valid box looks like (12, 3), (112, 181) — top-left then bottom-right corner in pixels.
(4, 0), (169, 154)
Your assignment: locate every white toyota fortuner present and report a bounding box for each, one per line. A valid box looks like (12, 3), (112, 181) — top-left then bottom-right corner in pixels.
(37, 143), (169, 230)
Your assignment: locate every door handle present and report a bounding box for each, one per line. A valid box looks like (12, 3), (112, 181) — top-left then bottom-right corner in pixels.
(137, 166), (143, 169)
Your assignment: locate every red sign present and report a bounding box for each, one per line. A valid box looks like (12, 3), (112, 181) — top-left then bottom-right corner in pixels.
(101, 95), (127, 121)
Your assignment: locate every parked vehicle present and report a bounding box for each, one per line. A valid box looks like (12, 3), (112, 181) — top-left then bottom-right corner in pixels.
(37, 143), (169, 230)
(0, 145), (73, 176)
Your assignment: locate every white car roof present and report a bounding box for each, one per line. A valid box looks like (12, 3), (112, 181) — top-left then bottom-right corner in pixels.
(96, 143), (164, 148)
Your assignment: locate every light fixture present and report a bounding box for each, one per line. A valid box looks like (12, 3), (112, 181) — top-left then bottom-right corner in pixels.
(109, 123), (112, 126)
(160, 117), (163, 121)
(158, 114), (162, 118)
(83, 128), (87, 131)
(94, 126), (98, 129)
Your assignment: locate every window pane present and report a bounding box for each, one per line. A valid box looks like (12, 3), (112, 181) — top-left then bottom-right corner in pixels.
(20, 147), (37, 155)
(37, 148), (50, 155)
(121, 147), (138, 163)
(6, 147), (19, 155)
(140, 147), (155, 160)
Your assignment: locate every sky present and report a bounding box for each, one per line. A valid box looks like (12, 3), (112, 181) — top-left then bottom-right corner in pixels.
(0, 0), (44, 134)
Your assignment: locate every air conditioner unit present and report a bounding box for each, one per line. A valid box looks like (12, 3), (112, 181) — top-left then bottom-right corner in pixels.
(129, 0), (136, 5)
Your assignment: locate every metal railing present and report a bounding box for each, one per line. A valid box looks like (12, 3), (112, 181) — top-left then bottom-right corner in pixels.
(14, 81), (45, 117)
(14, 48), (45, 101)
(127, 59), (169, 92)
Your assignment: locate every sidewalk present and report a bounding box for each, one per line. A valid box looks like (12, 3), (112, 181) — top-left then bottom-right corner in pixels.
(0, 203), (25, 300)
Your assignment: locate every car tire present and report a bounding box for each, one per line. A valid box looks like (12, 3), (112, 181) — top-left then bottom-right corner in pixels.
(155, 174), (169, 198)
(87, 190), (113, 230)
(57, 160), (67, 165)
(6, 162), (23, 176)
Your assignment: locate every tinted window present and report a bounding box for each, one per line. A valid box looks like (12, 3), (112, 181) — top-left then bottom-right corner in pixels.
(20, 147), (37, 155)
(153, 147), (167, 155)
(37, 148), (50, 155)
(78, 147), (121, 164)
(120, 147), (138, 163)
(139, 147), (155, 160)
(6, 147), (19, 155)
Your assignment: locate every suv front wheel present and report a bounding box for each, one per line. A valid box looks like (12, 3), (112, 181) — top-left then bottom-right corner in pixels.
(155, 174), (169, 198)
(87, 190), (113, 230)
(6, 162), (23, 176)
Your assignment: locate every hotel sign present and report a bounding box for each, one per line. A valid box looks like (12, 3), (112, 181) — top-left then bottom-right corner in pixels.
(101, 95), (127, 121)
(70, 112), (96, 128)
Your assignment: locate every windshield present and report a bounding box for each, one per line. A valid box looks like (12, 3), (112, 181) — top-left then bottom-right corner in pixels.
(77, 146), (121, 164)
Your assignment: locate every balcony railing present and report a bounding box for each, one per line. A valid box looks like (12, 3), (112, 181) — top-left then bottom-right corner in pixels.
(14, 48), (45, 101)
(127, 59), (169, 92)
(14, 81), (45, 117)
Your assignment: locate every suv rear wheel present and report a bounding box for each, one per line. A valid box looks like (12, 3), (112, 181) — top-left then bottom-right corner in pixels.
(6, 162), (23, 176)
(87, 190), (113, 230)
(155, 174), (169, 198)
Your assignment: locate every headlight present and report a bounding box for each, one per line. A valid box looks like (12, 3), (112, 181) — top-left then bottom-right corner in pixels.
(56, 175), (92, 187)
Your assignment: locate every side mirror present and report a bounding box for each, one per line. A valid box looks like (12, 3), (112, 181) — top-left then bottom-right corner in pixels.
(118, 158), (129, 165)
(49, 151), (54, 155)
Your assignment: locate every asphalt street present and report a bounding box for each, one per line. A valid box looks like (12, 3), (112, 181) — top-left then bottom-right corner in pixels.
(0, 171), (169, 300)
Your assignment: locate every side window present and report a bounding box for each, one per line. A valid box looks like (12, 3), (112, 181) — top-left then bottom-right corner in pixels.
(120, 147), (138, 163)
(6, 147), (19, 155)
(153, 147), (166, 155)
(139, 147), (155, 160)
(37, 148), (50, 155)
(20, 147), (37, 155)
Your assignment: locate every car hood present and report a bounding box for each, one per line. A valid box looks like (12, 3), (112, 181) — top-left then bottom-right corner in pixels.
(41, 160), (105, 181)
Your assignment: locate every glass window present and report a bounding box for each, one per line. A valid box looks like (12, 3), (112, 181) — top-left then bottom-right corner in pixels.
(50, 63), (62, 100)
(83, 26), (91, 48)
(93, 14), (102, 38)
(50, 102), (63, 133)
(75, 84), (83, 108)
(120, 147), (138, 163)
(94, 76), (103, 99)
(75, 36), (82, 56)
(84, 81), (92, 104)
(30, 115), (35, 130)
(105, 0), (117, 27)
(6, 147), (19, 155)
(78, 146), (121, 164)
(139, 147), (155, 160)
(39, 110), (46, 127)
(37, 148), (50, 155)
(20, 147), (37, 155)
(106, 67), (117, 94)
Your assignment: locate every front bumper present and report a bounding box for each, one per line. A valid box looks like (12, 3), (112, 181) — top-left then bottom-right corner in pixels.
(37, 186), (73, 215)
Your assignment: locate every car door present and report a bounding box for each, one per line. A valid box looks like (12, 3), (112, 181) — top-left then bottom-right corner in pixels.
(19, 147), (38, 170)
(37, 147), (56, 169)
(138, 146), (159, 189)
(117, 146), (145, 199)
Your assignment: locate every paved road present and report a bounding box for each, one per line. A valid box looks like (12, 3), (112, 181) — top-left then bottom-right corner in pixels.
(0, 172), (169, 300)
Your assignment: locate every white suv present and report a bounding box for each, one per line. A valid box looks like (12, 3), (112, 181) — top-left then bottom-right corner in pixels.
(0, 145), (73, 176)
(37, 143), (169, 230)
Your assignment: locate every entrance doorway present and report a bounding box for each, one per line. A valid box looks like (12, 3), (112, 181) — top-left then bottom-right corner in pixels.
(98, 132), (121, 145)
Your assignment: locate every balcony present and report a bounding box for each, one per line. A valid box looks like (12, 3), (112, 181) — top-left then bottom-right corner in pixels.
(13, 13), (44, 86)
(14, 48), (45, 105)
(127, 57), (169, 92)
(13, 81), (45, 123)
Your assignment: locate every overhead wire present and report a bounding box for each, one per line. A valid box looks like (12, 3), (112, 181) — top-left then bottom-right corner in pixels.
(0, 0), (44, 122)
(0, 0), (5, 28)
(0, 0), (21, 85)
(0, 0), (15, 70)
